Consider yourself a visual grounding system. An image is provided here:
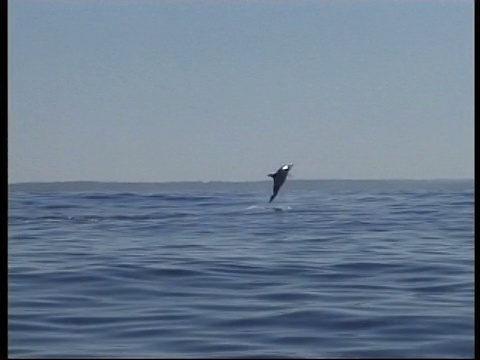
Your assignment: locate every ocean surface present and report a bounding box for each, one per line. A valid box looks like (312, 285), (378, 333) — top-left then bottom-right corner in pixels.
(8, 180), (474, 358)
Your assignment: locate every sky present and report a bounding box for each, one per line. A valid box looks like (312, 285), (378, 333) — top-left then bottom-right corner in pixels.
(8, 0), (474, 183)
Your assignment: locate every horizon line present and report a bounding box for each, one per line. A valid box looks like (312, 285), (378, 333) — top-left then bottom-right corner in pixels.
(8, 178), (474, 186)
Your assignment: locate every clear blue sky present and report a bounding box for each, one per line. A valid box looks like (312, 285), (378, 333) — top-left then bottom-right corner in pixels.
(8, 0), (473, 183)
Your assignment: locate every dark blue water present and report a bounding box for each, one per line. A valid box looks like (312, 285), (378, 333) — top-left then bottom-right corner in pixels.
(8, 180), (474, 358)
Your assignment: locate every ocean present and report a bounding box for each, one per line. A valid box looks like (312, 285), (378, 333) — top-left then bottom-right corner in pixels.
(8, 180), (474, 358)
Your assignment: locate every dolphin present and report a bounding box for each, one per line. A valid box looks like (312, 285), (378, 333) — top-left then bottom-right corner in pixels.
(267, 163), (294, 203)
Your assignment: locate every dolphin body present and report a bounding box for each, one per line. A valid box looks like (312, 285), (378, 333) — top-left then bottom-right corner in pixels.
(267, 163), (294, 203)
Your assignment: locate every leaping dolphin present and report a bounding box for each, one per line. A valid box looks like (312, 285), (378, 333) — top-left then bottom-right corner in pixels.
(267, 163), (294, 203)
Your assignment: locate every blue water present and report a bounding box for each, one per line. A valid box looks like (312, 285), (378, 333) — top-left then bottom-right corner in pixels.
(8, 180), (474, 358)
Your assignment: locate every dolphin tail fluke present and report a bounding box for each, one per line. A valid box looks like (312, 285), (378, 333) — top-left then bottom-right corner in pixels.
(269, 194), (276, 203)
